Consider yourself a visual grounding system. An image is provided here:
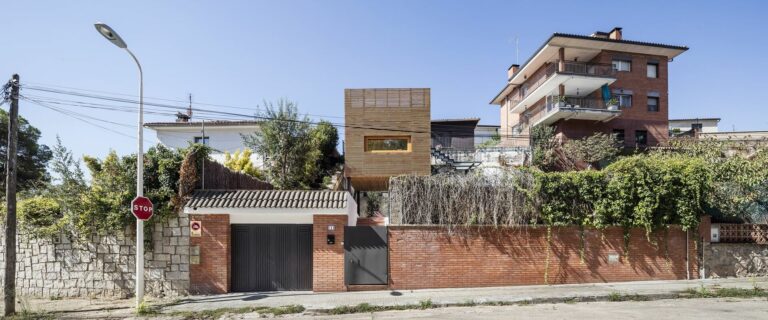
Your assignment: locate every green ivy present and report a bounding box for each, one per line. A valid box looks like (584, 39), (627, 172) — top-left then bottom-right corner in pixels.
(531, 154), (710, 235)
(18, 196), (63, 239)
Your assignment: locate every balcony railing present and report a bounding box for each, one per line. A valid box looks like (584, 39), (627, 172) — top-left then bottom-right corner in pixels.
(508, 61), (616, 110)
(545, 96), (615, 113)
(560, 61), (615, 77)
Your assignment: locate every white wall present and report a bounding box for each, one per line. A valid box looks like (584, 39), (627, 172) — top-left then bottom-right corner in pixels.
(150, 125), (263, 167)
(669, 120), (719, 133)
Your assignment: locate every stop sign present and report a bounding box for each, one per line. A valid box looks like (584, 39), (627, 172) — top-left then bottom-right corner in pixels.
(131, 196), (154, 220)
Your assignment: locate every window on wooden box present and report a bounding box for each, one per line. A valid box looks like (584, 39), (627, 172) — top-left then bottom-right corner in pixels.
(365, 136), (411, 152)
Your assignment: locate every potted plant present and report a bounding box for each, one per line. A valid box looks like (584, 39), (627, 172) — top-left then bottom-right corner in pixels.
(553, 95), (567, 108)
(606, 98), (619, 110)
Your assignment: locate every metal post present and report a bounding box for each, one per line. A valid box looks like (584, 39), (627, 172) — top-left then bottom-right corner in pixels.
(126, 48), (145, 308)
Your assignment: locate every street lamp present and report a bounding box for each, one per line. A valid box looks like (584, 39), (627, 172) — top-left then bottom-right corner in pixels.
(94, 22), (146, 308)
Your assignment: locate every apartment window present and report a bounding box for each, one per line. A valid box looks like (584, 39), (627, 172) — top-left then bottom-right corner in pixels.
(635, 130), (648, 145)
(647, 97), (659, 112)
(612, 59), (631, 72)
(612, 129), (625, 144)
(616, 94), (632, 108)
(691, 123), (703, 131)
(193, 136), (209, 145)
(647, 63), (659, 78)
(365, 136), (411, 152)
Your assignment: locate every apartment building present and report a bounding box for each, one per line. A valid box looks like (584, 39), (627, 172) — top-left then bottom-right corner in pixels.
(490, 27), (688, 147)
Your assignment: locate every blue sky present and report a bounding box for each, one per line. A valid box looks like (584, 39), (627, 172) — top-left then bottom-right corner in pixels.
(2, 0), (766, 160)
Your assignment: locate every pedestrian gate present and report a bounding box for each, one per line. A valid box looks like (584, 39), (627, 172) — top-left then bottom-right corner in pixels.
(344, 226), (388, 285)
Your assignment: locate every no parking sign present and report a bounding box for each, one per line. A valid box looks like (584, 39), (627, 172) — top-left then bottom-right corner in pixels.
(191, 220), (202, 237)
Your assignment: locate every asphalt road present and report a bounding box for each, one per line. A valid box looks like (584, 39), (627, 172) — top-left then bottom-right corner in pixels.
(294, 298), (768, 320)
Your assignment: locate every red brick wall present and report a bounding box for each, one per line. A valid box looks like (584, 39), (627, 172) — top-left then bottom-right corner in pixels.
(389, 226), (697, 290)
(189, 214), (230, 294)
(589, 51), (669, 146)
(313, 215), (348, 292)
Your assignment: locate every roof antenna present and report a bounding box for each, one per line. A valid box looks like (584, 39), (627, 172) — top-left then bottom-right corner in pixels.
(188, 93), (193, 118)
(175, 93), (193, 123)
(515, 36), (519, 65)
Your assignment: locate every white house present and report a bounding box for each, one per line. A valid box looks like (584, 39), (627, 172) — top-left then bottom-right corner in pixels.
(669, 118), (720, 134)
(144, 120), (263, 166)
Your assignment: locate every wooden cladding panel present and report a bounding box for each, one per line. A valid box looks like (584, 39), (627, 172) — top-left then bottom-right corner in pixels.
(344, 89), (431, 190)
(346, 88), (429, 108)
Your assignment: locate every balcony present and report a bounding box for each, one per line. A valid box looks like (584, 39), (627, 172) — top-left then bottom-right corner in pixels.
(509, 61), (617, 114)
(530, 95), (621, 127)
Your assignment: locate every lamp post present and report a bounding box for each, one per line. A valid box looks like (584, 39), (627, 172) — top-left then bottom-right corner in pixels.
(94, 22), (145, 308)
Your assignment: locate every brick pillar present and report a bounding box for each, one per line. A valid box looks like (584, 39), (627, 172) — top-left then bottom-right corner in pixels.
(558, 47), (565, 72)
(699, 215), (712, 243)
(189, 214), (230, 294)
(313, 215), (348, 292)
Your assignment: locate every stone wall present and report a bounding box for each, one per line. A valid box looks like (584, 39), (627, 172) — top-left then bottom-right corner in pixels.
(704, 243), (768, 278)
(0, 214), (190, 298)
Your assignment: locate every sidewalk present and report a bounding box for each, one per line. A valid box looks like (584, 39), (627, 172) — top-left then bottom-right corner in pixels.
(165, 277), (767, 312)
(19, 277), (768, 318)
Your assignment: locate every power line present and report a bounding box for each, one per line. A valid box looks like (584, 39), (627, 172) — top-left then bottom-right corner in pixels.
(23, 84), (532, 140)
(21, 96), (162, 144)
(22, 82), (346, 119)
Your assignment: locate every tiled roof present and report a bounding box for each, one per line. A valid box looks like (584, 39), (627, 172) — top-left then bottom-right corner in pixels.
(185, 189), (348, 209)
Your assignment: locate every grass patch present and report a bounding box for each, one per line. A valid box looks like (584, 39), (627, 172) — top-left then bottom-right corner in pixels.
(168, 305), (303, 319)
(262, 305), (305, 316)
(455, 300), (477, 307)
(329, 303), (417, 315)
(136, 300), (160, 316)
(1, 310), (55, 320)
(680, 286), (768, 299)
(606, 292), (650, 302)
(418, 299), (433, 309)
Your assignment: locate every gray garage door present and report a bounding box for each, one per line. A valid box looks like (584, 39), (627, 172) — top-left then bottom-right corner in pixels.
(231, 224), (313, 291)
(344, 226), (388, 285)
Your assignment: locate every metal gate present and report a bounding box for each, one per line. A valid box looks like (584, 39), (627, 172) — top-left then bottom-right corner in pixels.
(344, 226), (388, 285)
(231, 224), (313, 291)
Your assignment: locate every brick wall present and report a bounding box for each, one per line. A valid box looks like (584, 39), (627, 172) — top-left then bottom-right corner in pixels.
(389, 226), (697, 290)
(313, 215), (348, 292)
(189, 214), (230, 294)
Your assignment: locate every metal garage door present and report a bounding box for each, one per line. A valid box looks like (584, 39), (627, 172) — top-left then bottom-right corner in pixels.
(231, 224), (313, 291)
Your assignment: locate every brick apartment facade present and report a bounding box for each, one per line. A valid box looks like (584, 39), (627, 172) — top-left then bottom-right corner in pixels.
(491, 27), (688, 147)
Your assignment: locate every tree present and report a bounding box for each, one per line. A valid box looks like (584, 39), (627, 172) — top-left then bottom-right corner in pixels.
(224, 149), (264, 179)
(46, 136), (87, 213)
(0, 109), (52, 193)
(242, 100), (315, 189)
(308, 120), (340, 187)
(562, 133), (621, 169)
(531, 126), (559, 170)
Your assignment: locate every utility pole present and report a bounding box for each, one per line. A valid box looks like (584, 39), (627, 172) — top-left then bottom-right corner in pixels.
(3, 74), (20, 316)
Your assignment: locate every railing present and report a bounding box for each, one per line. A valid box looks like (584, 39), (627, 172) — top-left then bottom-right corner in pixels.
(510, 61), (615, 110)
(718, 224), (768, 244)
(545, 95), (616, 113)
(434, 147), (530, 165)
(560, 61), (615, 77)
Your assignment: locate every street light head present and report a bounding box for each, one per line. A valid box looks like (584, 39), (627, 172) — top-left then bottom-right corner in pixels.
(94, 22), (128, 49)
